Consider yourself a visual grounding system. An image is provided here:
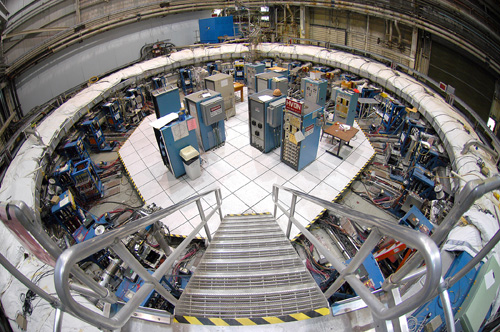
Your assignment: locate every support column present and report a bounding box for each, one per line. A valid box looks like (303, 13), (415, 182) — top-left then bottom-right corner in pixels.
(409, 26), (418, 69)
(300, 5), (306, 39)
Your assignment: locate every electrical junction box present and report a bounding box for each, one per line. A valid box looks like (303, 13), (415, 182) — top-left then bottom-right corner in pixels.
(456, 257), (500, 332)
(200, 96), (225, 126)
(185, 90), (226, 151)
(267, 98), (286, 128)
(256, 71), (286, 93)
(270, 76), (288, 95)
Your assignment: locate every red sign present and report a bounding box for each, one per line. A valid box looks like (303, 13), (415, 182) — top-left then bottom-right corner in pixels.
(285, 98), (303, 115)
(439, 82), (447, 91)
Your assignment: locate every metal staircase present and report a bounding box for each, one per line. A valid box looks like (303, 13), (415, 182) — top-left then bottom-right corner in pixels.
(173, 213), (331, 329)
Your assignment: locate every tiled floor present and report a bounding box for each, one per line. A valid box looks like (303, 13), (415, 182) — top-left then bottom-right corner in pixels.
(119, 88), (375, 239)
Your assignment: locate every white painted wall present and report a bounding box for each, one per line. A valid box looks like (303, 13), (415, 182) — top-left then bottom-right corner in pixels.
(15, 11), (211, 114)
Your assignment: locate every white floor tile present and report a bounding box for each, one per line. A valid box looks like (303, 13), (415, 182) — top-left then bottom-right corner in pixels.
(138, 179), (164, 200)
(288, 171), (321, 193)
(147, 191), (174, 209)
(224, 150), (252, 169)
(234, 182), (268, 207)
(225, 127), (241, 139)
(240, 145), (263, 159)
(213, 144), (237, 159)
(129, 130), (146, 143)
(296, 198), (324, 222)
(226, 116), (243, 127)
(168, 219), (192, 235)
(237, 160), (267, 180)
(122, 151), (141, 166)
(254, 169), (286, 192)
(270, 162), (299, 181)
(132, 168), (155, 187)
(323, 172), (351, 192)
(219, 193), (250, 215)
(309, 182), (339, 202)
(186, 171), (216, 192)
(163, 181), (196, 204)
(255, 152), (281, 169)
(219, 169), (251, 193)
(156, 170), (182, 190)
(131, 137), (152, 151)
(202, 183), (230, 209)
(232, 123), (248, 134)
(118, 143), (136, 158)
(200, 151), (221, 167)
(229, 135), (250, 149)
(317, 151), (343, 170)
(303, 159), (334, 181)
(204, 159), (235, 179)
(250, 194), (281, 216)
(137, 143), (158, 160)
(126, 159), (147, 176)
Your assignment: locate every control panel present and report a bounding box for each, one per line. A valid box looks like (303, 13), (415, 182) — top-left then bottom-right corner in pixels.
(281, 98), (323, 171)
(301, 77), (328, 107)
(249, 90), (286, 153)
(332, 86), (359, 126)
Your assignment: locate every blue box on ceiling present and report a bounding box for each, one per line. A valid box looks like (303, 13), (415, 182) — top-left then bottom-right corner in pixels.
(199, 16), (235, 43)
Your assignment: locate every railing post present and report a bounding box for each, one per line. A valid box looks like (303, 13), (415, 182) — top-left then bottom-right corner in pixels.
(196, 199), (212, 243)
(53, 308), (64, 332)
(273, 186), (278, 218)
(286, 194), (297, 239)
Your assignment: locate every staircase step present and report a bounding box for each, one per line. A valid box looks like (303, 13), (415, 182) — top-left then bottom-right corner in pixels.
(217, 222), (281, 231)
(209, 238), (290, 249)
(175, 213), (328, 322)
(197, 255), (302, 272)
(176, 289), (327, 318)
(222, 214), (274, 223)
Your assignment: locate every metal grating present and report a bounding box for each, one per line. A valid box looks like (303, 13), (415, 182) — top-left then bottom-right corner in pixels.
(175, 214), (328, 319)
(197, 257), (300, 272)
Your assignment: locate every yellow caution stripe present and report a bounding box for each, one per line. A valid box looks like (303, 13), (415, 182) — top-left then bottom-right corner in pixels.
(174, 308), (330, 326)
(226, 212), (271, 217)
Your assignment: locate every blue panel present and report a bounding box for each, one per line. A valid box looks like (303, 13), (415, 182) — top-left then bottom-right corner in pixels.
(199, 16), (235, 43)
(152, 87), (181, 118)
(159, 115), (200, 178)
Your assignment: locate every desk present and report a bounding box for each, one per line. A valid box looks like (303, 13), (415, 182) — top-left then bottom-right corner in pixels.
(234, 82), (244, 102)
(323, 122), (359, 159)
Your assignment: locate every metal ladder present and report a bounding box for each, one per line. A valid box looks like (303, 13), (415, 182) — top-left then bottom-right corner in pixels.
(173, 213), (331, 329)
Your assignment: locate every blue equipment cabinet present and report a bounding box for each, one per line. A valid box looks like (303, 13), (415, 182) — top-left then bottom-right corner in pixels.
(248, 89), (287, 153)
(152, 114), (200, 178)
(206, 62), (218, 75)
(63, 136), (90, 162)
(51, 190), (86, 233)
(245, 63), (265, 94)
(102, 101), (125, 132)
(255, 71), (286, 93)
(234, 60), (245, 82)
(332, 87), (359, 126)
(281, 98), (324, 171)
(152, 77), (166, 89)
(198, 16), (235, 44)
(152, 86), (182, 118)
(184, 90), (226, 152)
(80, 117), (115, 151)
(71, 158), (103, 202)
(301, 77), (328, 107)
(179, 68), (194, 94)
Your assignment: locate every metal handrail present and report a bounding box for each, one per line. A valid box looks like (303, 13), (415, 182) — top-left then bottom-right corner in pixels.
(272, 184), (442, 321)
(54, 188), (223, 330)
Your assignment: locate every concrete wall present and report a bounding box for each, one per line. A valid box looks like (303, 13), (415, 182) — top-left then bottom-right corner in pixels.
(15, 10), (211, 115)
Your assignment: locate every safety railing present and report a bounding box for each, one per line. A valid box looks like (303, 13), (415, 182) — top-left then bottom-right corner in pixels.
(272, 184), (442, 321)
(54, 188), (223, 331)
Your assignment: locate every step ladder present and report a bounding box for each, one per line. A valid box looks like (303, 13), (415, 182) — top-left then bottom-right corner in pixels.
(173, 213), (332, 330)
